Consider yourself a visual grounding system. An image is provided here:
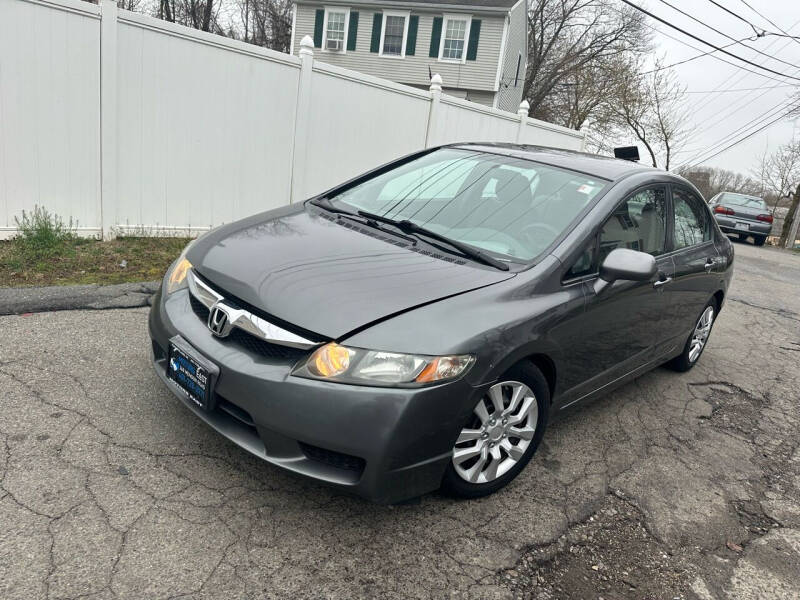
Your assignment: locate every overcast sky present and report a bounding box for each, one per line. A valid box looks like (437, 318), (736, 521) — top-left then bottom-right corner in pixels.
(637, 0), (800, 175)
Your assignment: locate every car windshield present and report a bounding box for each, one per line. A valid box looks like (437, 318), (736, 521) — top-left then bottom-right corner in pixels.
(719, 193), (767, 210)
(327, 148), (608, 262)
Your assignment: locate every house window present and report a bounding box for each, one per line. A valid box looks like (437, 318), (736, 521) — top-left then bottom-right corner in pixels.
(323, 7), (349, 53)
(380, 11), (409, 57)
(439, 15), (471, 62)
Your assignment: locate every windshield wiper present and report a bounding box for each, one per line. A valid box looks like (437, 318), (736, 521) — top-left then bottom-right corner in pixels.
(310, 198), (417, 244)
(357, 211), (510, 271)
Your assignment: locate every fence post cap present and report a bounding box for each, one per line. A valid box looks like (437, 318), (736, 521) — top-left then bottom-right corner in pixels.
(299, 35), (315, 57)
(518, 100), (530, 117)
(430, 73), (443, 92)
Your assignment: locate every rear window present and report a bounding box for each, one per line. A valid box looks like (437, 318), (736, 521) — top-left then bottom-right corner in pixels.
(329, 148), (609, 262)
(719, 193), (767, 211)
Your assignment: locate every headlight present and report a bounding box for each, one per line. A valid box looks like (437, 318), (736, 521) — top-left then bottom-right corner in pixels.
(292, 342), (474, 386)
(164, 243), (193, 295)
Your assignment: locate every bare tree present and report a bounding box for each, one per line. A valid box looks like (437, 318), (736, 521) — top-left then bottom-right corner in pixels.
(677, 166), (762, 200)
(525, 0), (650, 124)
(235, 0), (292, 52)
(754, 139), (800, 214)
(612, 62), (689, 169)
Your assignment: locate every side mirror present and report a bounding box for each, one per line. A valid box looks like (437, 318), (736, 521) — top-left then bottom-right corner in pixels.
(594, 248), (657, 294)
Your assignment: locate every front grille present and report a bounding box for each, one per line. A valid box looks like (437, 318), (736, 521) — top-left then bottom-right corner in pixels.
(189, 295), (307, 361)
(299, 442), (366, 473)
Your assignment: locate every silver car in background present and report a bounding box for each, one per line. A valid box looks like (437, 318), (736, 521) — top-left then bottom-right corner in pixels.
(708, 192), (773, 246)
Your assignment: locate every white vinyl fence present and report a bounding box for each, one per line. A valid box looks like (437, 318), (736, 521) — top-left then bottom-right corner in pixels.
(0, 0), (586, 239)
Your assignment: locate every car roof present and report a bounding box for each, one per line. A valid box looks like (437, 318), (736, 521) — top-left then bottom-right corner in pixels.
(451, 143), (663, 182)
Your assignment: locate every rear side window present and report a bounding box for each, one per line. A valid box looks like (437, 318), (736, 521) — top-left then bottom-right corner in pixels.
(673, 187), (711, 250)
(599, 186), (667, 263)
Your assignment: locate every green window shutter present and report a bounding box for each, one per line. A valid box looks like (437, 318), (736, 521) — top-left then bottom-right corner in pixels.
(406, 15), (419, 56)
(370, 13), (383, 53)
(313, 9), (324, 48)
(347, 12), (359, 51)
(429, 16), (443, 58)
(466, 19), (481, 61)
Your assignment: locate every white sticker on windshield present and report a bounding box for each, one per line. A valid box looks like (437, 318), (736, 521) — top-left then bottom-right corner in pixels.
(576, 184), (595, 195)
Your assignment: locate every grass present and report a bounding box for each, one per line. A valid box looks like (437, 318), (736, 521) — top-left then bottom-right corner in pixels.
(1, 207), (190, 287)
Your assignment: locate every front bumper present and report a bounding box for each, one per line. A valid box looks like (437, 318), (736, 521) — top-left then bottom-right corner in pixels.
(148, 287), (487, 504)
(714, 215), (771, 237)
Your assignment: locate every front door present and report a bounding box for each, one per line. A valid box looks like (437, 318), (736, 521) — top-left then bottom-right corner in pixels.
(561, 185), (674, 405)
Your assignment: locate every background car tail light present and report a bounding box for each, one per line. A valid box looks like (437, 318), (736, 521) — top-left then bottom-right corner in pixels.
(756, 214), (774, 223)
(713, 205), (735, 216)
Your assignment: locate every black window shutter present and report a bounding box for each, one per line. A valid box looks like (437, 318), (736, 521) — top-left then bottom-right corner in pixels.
(406, 15), (419, 56)
(429, 16), (443, 57)
(370, 13), (383, 53)
(466, 19), (481, 61)
(313, 9), (324, 48)
(347, 12), (359, 51)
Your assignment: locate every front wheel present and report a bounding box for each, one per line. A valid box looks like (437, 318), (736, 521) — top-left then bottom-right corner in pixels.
(668, 299), (717, 372)
(441, 362), (549, 499)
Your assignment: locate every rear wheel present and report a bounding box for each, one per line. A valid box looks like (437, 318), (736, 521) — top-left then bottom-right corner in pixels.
(738, 233), (749, 242)
(668, 299), (717, 372)
(441, 362), (549, 498)
(753, 235), (767, 246)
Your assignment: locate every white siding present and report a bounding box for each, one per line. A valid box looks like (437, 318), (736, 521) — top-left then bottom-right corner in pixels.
(293, 3), (504, 92)
(496, 0), (526, 112)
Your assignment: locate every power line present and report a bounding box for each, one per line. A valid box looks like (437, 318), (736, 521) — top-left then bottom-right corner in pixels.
(640, 37), (754, 74)
(683, 22), (800, 117)
(655, 0), (800, 71)
(689, 65), (799, 140)
(678, 99), (799, 168)
(705, 0), (764, 36)
(619, 0), (800, 81)
(680, 105), (797, 167)
(690, 97), (796, 159)
(686, 84), (795, 93)
(737, 0), (800, 50)
(643, 21), (793, 85)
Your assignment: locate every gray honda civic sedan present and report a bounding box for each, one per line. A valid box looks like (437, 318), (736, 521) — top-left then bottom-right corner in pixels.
(149, 144), (734, 503)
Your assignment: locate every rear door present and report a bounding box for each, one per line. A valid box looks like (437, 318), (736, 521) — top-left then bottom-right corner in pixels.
(662, 185), (721, 347)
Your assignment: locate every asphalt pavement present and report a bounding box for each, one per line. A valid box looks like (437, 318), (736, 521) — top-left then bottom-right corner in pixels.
(1, 241), (799, 599)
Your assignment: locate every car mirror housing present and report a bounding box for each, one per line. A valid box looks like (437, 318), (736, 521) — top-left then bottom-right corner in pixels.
(594, 248), (657, 294)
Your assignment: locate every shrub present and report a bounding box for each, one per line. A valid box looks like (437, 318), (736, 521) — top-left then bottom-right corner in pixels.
(13, 206), (77, 260)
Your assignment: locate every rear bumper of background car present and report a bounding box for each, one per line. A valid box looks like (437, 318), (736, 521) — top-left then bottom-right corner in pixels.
(148, 287), (488, 504)
(714, 214), (771, 237)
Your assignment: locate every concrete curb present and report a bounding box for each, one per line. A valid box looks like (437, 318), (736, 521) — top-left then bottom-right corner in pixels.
(0, 281), (160, 315)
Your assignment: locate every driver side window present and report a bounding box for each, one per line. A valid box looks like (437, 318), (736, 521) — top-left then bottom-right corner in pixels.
(599, 186), (667, 263)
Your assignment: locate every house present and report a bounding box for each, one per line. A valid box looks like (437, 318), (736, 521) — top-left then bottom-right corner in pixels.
(289, 0), (528, 112)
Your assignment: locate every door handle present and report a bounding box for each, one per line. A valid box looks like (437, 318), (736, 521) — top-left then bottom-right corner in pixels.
(653, 277), (673, 289)
(704, 258), (715, 271)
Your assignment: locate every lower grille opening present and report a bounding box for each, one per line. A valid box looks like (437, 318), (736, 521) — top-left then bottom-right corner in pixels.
(216, 396), (257, 432)
(299, 442), (366, 473)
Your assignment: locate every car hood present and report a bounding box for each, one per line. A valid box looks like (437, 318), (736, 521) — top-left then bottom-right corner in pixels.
(188, 204), (516, 340)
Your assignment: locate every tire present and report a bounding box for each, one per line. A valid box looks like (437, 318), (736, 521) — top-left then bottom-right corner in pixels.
(441, 362), (549, 499)
(753, 235), (766, 246)
(738, 233), (749, 242)
(667, 298), (718, 372)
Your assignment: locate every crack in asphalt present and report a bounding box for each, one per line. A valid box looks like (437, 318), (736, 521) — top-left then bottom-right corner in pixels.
(1, 248), (799, 599)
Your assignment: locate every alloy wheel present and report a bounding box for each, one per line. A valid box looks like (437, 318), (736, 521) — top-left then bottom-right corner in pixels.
(452, 381), (538, 484)
(689, 306), (715, 363)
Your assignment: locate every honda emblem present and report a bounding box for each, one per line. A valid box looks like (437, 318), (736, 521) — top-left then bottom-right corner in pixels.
(208, 304), (231, 337)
